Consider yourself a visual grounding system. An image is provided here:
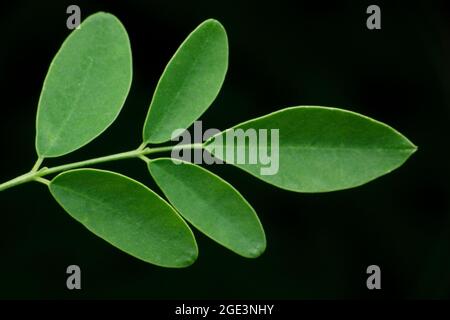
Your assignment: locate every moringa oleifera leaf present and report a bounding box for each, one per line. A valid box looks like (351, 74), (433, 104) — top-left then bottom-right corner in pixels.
(148, 158), (266, 258)
(143, 19), (228, 144)
(205, 106), (417, 193)
(36, 12), (132, 158)
(49, 169), (198, 267)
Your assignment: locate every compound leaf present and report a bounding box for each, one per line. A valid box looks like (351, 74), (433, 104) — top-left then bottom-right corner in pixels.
(205, 106), (417, 192)
(36, 12), (132, 157)
(143, 19), (228, 144)
(49, 169), (197, 267)
(148, 158), (266, 258)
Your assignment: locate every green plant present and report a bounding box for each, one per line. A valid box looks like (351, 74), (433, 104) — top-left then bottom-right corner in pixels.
(0, 12), (417, 267)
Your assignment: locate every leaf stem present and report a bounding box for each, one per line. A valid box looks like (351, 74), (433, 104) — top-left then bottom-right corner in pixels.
(136, 142), (147, 151)
(40, 149), (144, 177)
(34, 177), (50, 186)
(0, 143), (203, 192)
(139, 156), (151, 164)
(0, 171), (37, 192)
(31, 157), (44, 173)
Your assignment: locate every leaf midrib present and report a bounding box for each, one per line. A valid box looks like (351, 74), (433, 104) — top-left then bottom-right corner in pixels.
(43, 57), (94, 154)
(157, 167), (258, 241)
(152, 31), (211, 130)
(52, 183), (148, 222)
(211, 142), (415, 152)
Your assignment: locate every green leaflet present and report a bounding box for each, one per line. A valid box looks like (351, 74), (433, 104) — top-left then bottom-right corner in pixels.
(143, 19), (228, 144)
(205, 106), (417, 192)
(36, 13), (132, 158)
(49, 169), (198, 267)
(148, 158), (266, 258)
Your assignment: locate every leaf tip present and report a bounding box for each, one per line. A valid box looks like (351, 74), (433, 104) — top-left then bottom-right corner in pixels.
(202, 18), (224, 27)
(181, 248), (199, 268)
(244, 241), (267, 259)
(404, 138), (418, 157)
(199, 18), (227, 39)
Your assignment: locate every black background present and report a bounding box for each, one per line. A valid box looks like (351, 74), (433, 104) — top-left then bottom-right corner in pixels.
(0, 0), (449, 299)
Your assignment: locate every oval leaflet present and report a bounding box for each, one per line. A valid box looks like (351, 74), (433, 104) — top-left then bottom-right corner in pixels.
(49, 169), (198, 267)
(143, 19), (228, 144)
(36, 12), (132, 158)
(148, 158), (266, 258)
(205, 106), (417, 192)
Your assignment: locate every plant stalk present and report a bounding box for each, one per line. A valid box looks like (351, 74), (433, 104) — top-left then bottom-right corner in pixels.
(0, 143), (203, 192)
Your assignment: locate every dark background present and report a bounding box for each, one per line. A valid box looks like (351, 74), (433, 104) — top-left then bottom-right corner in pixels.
(0, 0), (448, 299)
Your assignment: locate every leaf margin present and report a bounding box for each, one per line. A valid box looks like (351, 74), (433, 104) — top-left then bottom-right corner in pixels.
(48, 167), (199, 268)
(35, 12), (133, 158)
(142, 18), (229, 145)
(204, 105), (418, 193)
(148, 157), (267, 258)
